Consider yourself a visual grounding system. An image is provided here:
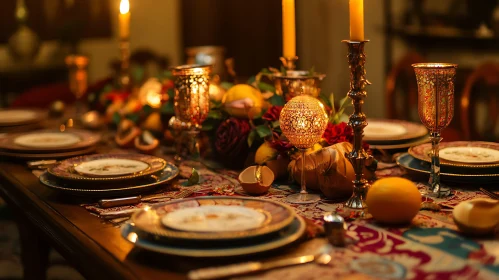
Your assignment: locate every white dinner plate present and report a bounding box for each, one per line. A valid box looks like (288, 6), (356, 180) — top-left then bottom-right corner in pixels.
(364, 121), (407, 139)
(74, 158), (150, 177)
(0, 109), (39, 126)
(161, 205), (267, 232)
(440, 147), (499, 164)
(14, 132), (81, 148)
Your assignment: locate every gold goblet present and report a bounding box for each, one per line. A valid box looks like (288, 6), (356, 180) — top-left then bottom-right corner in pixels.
(273, 70), (325, 101)
(172, 64), (212, 160)
(280, 95), (328, 204)
(413, 63), (457, 198)
(65, 55), (89, 125)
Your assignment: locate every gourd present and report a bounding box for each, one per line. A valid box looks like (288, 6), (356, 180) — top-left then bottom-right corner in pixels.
(288, 142), (375, 199)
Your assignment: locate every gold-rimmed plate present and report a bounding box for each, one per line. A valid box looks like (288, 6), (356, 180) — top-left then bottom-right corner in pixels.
(131, 196), (296, 241)
(40, 163), (179, 197)
(0, 145), (96, 159)
(0, 109), (46, 127)
(364, 119), (428, 143)
(74, 158), (151, 177)
(122, 215), (305, 257)
(48, 153), (167, 182)
(0, 129), (100, 152)
(409, 141), (499, 168)
(396, 153), (499, 184)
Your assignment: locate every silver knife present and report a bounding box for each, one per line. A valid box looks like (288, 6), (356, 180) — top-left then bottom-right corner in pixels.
(187, 255), (315, 280)
(98, 189), (194, 208)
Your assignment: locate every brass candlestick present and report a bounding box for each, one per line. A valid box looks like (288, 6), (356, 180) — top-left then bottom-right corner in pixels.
(343, 40), (373, 209)
(119, 38), (131, 90)
(280, 56), (299, 70)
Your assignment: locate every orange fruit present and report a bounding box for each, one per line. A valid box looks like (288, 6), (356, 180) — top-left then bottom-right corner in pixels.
(366, 177), (422, 224)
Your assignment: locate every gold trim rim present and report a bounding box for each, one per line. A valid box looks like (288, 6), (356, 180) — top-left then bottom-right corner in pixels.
(408, 142), (499, 169)
(397, 153), (499, 177)
(123, 215), (305, 257)
(412, 63), (458, 69)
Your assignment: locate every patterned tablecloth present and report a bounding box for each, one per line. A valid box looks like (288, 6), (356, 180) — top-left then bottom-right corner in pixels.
(79, 158), (498, 280)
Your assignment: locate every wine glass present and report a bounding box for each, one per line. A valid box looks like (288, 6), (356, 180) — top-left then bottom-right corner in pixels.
(412, 63), (457, 198)
(280, 95), (328, 204)
(171, 64), (212, 160)
(65, 55), (89, 126)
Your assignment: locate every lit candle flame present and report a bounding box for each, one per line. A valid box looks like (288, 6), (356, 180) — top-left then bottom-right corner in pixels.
(120, 0), (129, 14)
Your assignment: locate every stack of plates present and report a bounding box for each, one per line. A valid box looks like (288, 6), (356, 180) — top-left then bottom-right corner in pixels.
(122, 196), (305, 257)
(0, 129), (100, 159)
(0, 109), (46, 133)
(364, 119), (429, 150)
(397, 141), (499, 184)
(39, 153), (179, 197)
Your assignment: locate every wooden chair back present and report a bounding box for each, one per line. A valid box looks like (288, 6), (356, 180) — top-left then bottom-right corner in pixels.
(460, 62), (499, 141)
(385, 52), (425, 121)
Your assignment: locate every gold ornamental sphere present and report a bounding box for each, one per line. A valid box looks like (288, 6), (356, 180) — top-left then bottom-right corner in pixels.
(279, 95), (328, 149)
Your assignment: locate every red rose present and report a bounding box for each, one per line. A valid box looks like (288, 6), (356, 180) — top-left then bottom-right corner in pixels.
(322, 122), (353, 145)
(322, 122), (369, 150)
(262, 106), (283, 122)
(215, 118), (251, 164)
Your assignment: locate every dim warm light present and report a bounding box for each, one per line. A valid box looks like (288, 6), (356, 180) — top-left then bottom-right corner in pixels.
(146, 90), (162, 108)
(120, 0), (130, 14)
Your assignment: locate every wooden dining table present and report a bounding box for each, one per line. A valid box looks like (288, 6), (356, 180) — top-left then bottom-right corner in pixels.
(0, 131), (498, 280)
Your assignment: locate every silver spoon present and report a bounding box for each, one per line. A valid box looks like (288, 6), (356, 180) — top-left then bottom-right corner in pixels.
(188, 244), (333, 280)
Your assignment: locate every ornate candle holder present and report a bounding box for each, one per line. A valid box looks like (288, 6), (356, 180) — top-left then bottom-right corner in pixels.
(280, 56), (299, 70)
(343, 40), (373, 209)
(273, 56), (325, 101)
(280, 95), (328, 204)
(119, 38), (131, 90)
(65, 54), (89, 124)
(273, 70), (326, 101)
(170, 64), (212, 161)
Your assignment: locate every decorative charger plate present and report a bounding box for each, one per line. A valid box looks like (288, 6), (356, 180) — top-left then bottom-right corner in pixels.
(0, 145), (96, 159)
(40, 163), (179, 197)
(396, 153), (499, 184)
(0, 109), (45, 126)
(48, 154), (167, 182)
(409, 141), (499, 168)
(122, 215), (305, 257)
(131, 196), (296, 241)
(0, 129), (100, 152)
(364, 119), (428, 143)
(368, 135), (430, 150)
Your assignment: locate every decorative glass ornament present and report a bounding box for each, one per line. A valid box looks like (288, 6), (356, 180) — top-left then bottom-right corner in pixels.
(280, 95), (328, 203)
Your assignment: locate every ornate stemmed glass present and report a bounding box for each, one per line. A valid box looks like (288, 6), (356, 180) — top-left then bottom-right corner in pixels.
(280, 95), (328, 204)
(412, 63), (458, 198)
(65, 55), (89, 125)
(171, 64), (212, 160)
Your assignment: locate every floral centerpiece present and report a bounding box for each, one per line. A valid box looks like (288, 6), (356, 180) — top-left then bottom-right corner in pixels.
(88, 67), (374, 199)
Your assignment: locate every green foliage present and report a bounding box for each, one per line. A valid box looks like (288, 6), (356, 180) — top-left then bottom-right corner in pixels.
(268, 94), (285, 106)
(247, 129), (257, 147)
(142, 104), (153, 116)
(220, 82), (234, 90)
(126, 113), (140, 123)
(167, 88), (174, 100)
(329, 92), (352, 124)
(112, 112), (121, 126)
(255, 124), (272, 138)
(160, 102), (174, 115)
(207, 109), (223, 120)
